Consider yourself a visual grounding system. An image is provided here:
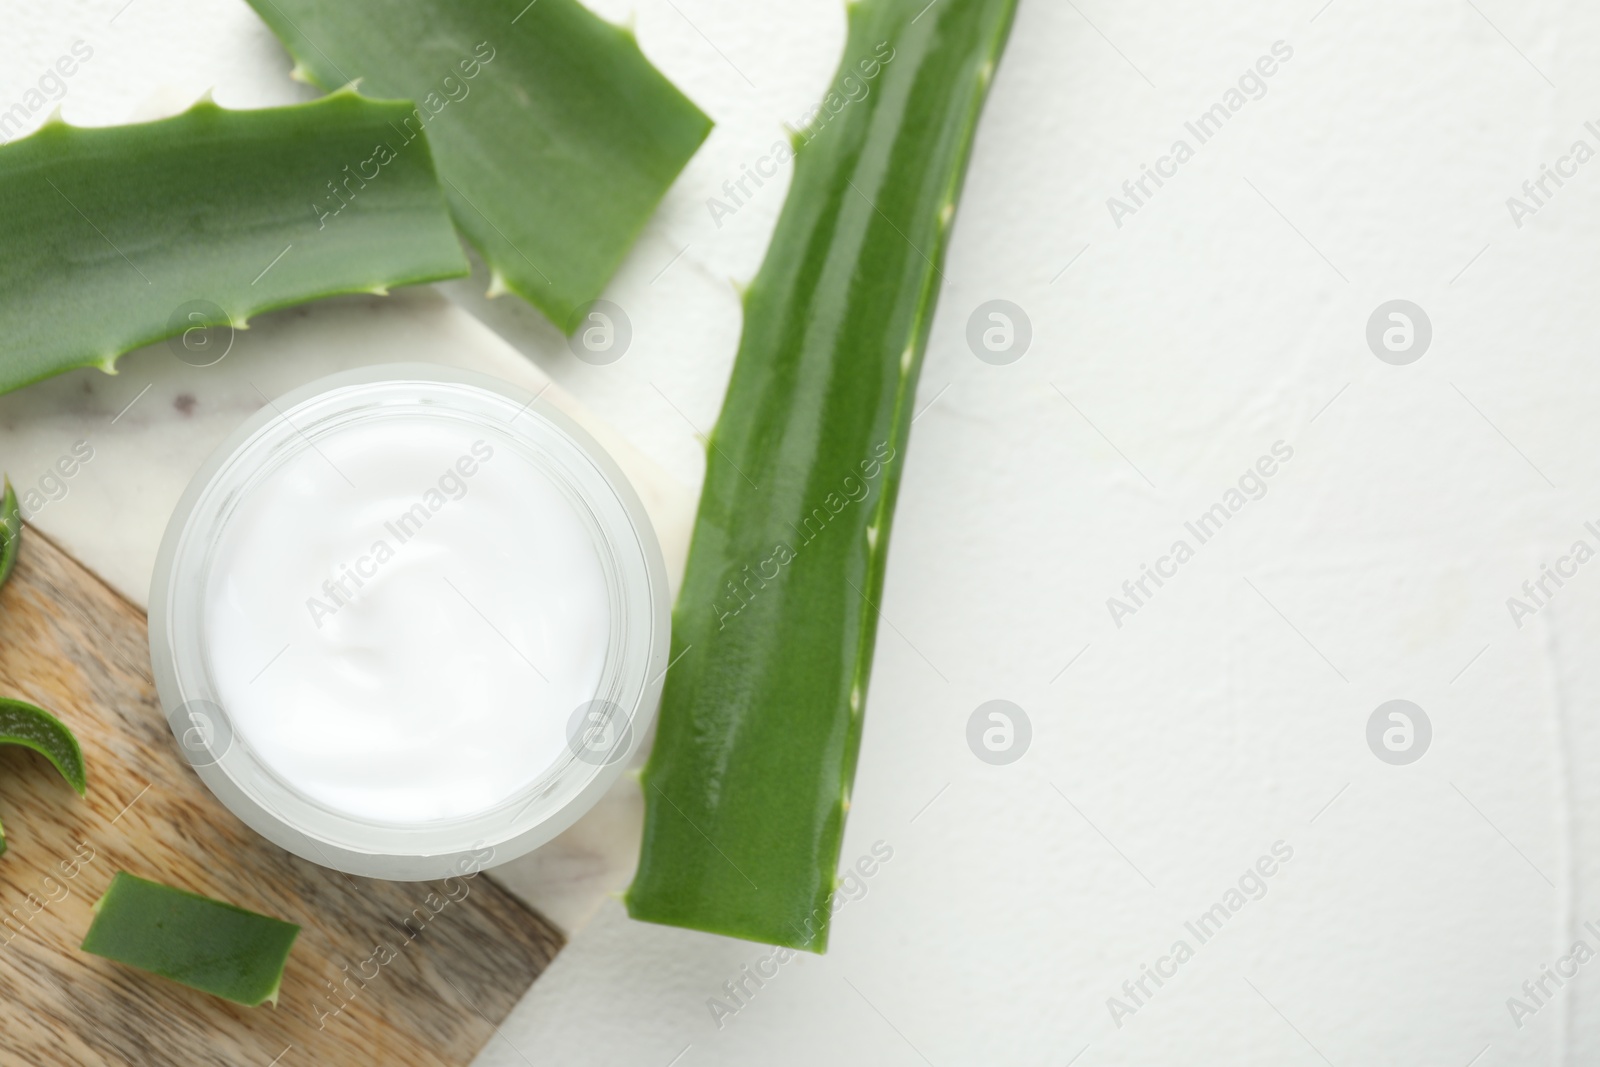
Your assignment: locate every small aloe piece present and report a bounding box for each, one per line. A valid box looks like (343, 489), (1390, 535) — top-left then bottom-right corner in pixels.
(628, 0), (1019, 951)
(0, 478), (17, 590)
(0, 91), (469, 396)
(82, 872), (301, 1006)
(244, 0), (713, 326)
(0, 696), (88, 855)
(0, 698), (86, 797)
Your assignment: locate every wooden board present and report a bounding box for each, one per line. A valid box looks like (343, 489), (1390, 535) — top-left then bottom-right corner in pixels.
(0, 530), (562, 1066)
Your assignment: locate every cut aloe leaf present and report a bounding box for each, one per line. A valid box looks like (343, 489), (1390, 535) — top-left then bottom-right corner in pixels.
(627, 0), (1019, 952)
(0, 692), (85, 856)
(0, 697), (86, 796)
(0, 478), (17, 590)
(244, 0), (713, 326)
(81, 872), (300, 1006)
(0, 91), (470, 396)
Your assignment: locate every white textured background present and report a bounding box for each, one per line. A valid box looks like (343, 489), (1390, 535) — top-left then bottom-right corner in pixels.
(5, 0), (1598, 1064)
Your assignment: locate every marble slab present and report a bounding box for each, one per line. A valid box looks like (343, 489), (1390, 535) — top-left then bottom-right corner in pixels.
(0, 284), (693, 936)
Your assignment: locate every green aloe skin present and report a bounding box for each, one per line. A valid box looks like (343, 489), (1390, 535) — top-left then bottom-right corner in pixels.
(81, 873), (301, 1007)
(0, 698), (87, 856)
(628, 0), (1019, 952)
(0, 698), (86, 799)
(0, 479), (17, 591)
(0, 91), (469, 396)
(0, 498), (87, 856)
(245, 0), (713, 326)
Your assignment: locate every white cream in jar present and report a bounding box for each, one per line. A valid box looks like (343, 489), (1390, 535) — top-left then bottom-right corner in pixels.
(203, 415), (611, 823)
(150, 365), (669, 880)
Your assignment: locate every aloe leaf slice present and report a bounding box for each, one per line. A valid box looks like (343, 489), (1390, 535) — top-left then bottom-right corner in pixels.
(0, 697), (86, 797)
(244, 0), (713, 326)
(81, 872), (301, 1007)
(0, 478), (17, 591)
(627, 0), (1019, 952)
(0, 91), (470, 396)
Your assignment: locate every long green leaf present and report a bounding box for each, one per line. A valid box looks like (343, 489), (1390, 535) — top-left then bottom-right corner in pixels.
(0, 91), (469, 396)
(245, 0), (714, 326)
(627, 0), (1019, 951)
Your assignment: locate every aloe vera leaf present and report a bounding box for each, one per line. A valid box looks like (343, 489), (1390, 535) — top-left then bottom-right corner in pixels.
(0, 697), (86, 796)
(0, 91), (469, 396)
(81, 872), (300, 1007)
(627, 0), (1019, 952)
(0, 478), (17, 591)
(244, 0), (713, 327)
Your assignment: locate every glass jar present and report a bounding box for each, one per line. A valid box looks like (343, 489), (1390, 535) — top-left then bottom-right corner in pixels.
(149, 363), (669, 880)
